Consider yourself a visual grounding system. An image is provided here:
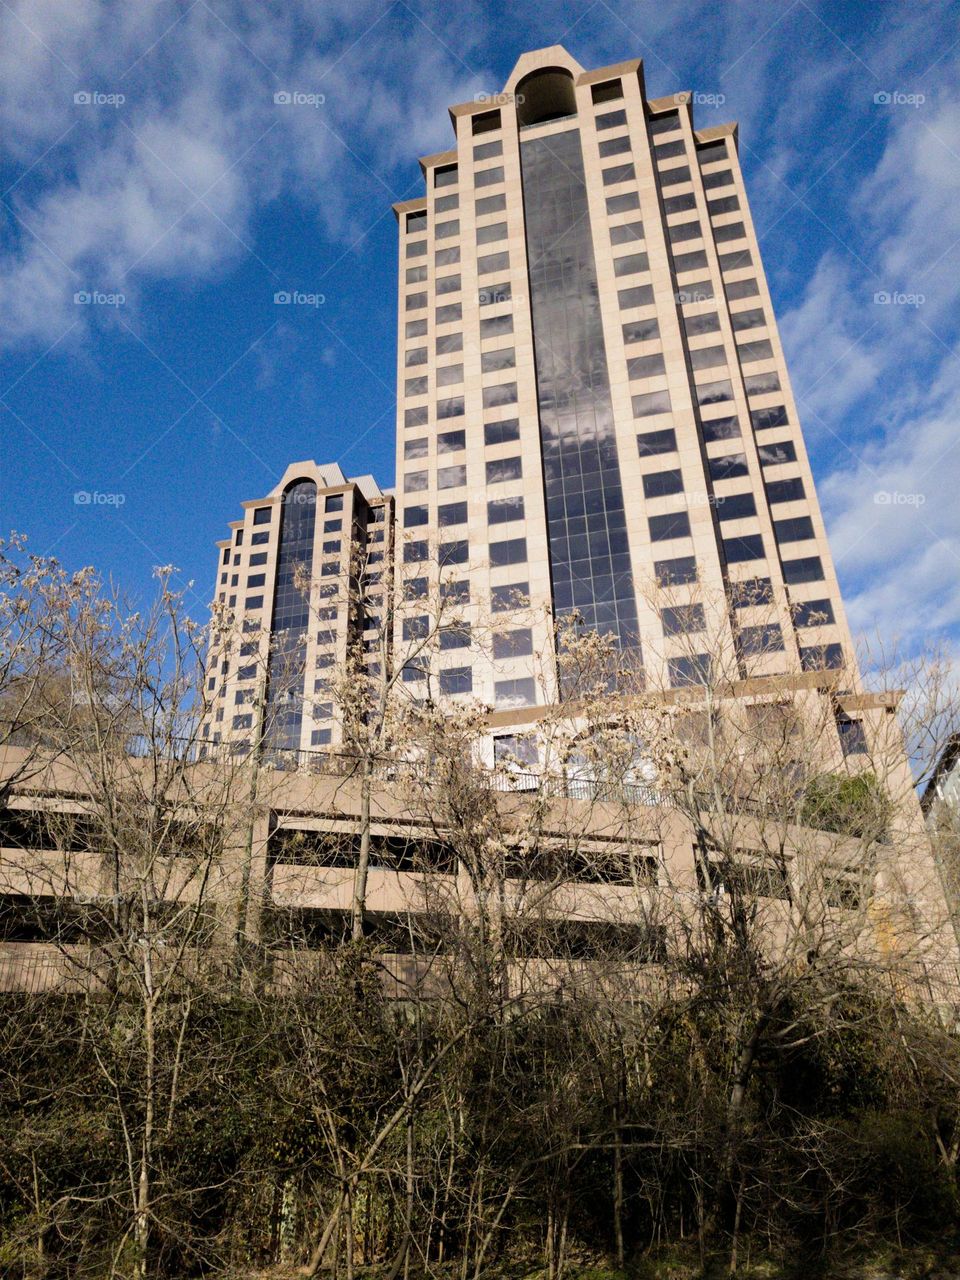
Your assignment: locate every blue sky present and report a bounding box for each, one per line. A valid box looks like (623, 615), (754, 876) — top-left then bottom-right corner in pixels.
(1, 0), (958, 652)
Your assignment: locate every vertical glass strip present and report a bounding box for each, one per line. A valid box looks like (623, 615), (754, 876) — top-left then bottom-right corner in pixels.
(520, 129), (639, 649)
(264, 480), (317, 751)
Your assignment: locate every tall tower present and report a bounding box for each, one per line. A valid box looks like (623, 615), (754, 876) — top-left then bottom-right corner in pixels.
(392, 47), (857, 713)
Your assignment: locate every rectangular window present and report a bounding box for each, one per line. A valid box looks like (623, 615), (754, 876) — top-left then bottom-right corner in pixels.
(766, 477), (805, 504)
(726, 277), (759, 300)
(434, 164), (457, 187)
(610, 221), (644, 246)
(405, 346), (427, 367)
(434, 193), (458, 212)
(703, 168), (733, 190)
(478, 251), (509, 275)
(758, 441), (798, 467)
(627, 352), (666, 379)
(668, 655), (711, 688)
(436, 273), (461, 294)
(668, 220), (702, 243)
(714, 220), (746, 243)
(732, 307), (766, 331)
(402, 616), (429, 642)
(662, 603), (706, 635)
(437, 429), (465, 453)
(622, 317), (660, 343)
(475, 165), (505, 187)
(774, 516), (815, 543)
(591, 78), (623, 103)
(249, 551), (268, 565)
(437, 395), (465, 418)
(406, 211), (427, 233)
(676, 279), (715, 304)
(793, 598), (835, 627)
(404, 437), (428, 461)
(738, 339), (774, 363)
(483, 382), (518, 407)
(406, 292), (427, 311)
(439, 666), (472, 695)
(606, 191), (641, 214)
(751, 405), (789, 430)
(473, 139), (502, 161)
(403, 540), (427, 564)
(437, 363), (463, 386)
(486, 456), (522, 484)
(405, 264), (427, 283)
(618, 284), (655, 309)
(701, 415), (741, 443)
(406, 240), (426, 258)
(438, 464), (467, 489)
(837, 716), (867, 755)
(723, 534), (765, 562)
(481, 313), (513, 338)
(492, 628), (534, 660)
(232, 714), (253, 731)
(649, 110), (680, 135)
(435, 245), (460, 266)
(800, 643), (843, 671)
(247, 572), (266, 588)
(596, 107), (627, 130)
(435, 218), (460, 240)
(654, 556), (697, 586)
(659, 164), (692, 186)
(439, 539), (469, 565)
(481, 347), (515, 373)
(697, 378), (734, 405)
(436, 499), (468, 528)
(488, 495), (525, 524)
(494, 677), (537, 709)
(492, 582), (529, 611)
(477, 220), (507, 245)
(490, 537), (527, 566)
(320, 562), (340, 577)
(633, 390), (672, 417)
(690, 345), (727, 370)
(614, 251), (649, 276)
(404, 406), (428, 429)
(472, 108), (500, 134)
(439, 625), (471, 651)
(709, 452), (749, 480)
(708, 193), (740, 215)
(479, 281), (511, 305)
(404, 471), (427, 493)
(484, 418), (520, 445)
(599, 134), (631, 158)
(311, 728), (332, 746)
(642, 468), (684, 498)
(436, 333), (463, 355)
(684, 311), (721, 335)
(637, 427), (677, 456)
(716, 492), (757, 521)
(745, 370), (781, 396)
(405, 375), (428, 396)
(245, 595), (264, 610)
(663, 192), (697, 216)
(404, 505), (428, 528)
(602, 163), (636, 185)
(441, 579), (469, 603)
(476, 192), (506, 216)
(738, 624), (785, 655)
(720, 249), (753, 272)
(673, 249), (709, 273)
(436, 303), (462, 325)
(730, 577), (773, 607)
(655, 140), (686, 161)
(253, 506), (272, 525)
(649, 511), (691, 541)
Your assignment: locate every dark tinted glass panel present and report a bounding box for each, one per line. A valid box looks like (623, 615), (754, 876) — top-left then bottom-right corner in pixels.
(474, 139), (502, 161)
(730, 577), (772, 607)
(476, 193), (507, 216)
(684, 311), (720, 335)
(701, 415), (741, 443)
(658, 164), (691, 186)
(642, 468), (683, 498)
(606, 191), (641, 213)
(619, 284), (654, 308)
(596, 108), (627, 130)
(622, 317), (660, 343)
(637, 428), (677, 455)
(599, 135), (631, 158)
(709, 452), (748, 480)
(793, 598), (835, 627)
(766, 477), (805, 504)
(703, 168), (733, 189)
(669, 655), (711, 687)
(264, 480), (317, 752)
(723, 534), (765, 562)
(591, 79), (623, 103)
(649, 111), (680, 135)
(484, 418), (520, 445)
(716, 492), (756, 520)
(439, 539), (468, 565)
(655, 556), (697, 585)
(473, 108), (501, 134)
(649, 511), (691, 541)
(438, 502), (467, 526)
(615, 252), (649, 276)
(491, 582), (529, 611)
(800, 643), (843, 670)
(610, 221), (644, 244)
(662, 604), (706, 635)
(490, 537), (527, 566)
(521, 128), (639, 649)
(774, 516), (815, 542)
(738, 624), (784, 655)
(481, 313), (513, 338)
(751, 405), (789, 430)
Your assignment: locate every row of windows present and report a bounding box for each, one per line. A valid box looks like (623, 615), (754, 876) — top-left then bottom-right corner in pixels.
(403, 454), (524, 494)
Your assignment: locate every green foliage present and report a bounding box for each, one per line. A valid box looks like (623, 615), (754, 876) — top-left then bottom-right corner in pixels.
(800, 770), (892, 839)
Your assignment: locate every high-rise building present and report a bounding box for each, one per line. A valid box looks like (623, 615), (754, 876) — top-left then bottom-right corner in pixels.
(203, 461), (392, 754)
(392, 46), (857, 713)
